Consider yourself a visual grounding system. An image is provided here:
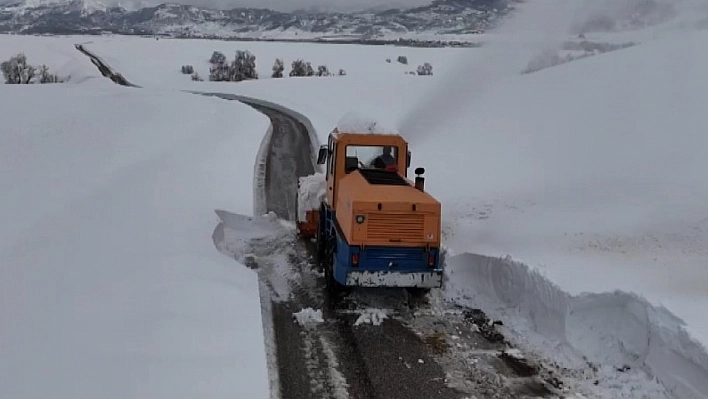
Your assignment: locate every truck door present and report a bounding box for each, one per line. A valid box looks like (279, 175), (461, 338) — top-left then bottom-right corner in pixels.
(326, 134), (336, 208)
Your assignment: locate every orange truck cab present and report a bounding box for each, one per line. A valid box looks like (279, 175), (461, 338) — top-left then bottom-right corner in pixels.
(297, 128), (443, 289)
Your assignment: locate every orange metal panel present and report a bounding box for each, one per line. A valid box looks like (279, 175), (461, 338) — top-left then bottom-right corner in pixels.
(335, 171), (441, 248)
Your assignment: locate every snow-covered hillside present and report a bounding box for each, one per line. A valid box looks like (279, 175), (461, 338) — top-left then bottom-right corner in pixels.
(42, 15), (708, 397)
(0, 48), (270, 398)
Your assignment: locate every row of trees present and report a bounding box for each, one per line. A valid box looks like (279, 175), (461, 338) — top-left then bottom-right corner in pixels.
(274, 58), (345, 78)
(180, 50), (432, 82)
(1, 53), (63, 84)
(183, 51), (346, 83)
(386, 55), (433, 75)
(386, 55), (408, 65)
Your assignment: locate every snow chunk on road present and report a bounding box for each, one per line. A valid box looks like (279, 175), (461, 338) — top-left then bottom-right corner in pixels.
(294, 308), (325, 327)
(336, 112), (398, 134)
(354, 309), (389, 326)
(297, 172), (326, 222)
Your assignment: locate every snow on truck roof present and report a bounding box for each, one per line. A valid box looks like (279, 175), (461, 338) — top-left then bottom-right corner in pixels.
(335, 112), (399, 135)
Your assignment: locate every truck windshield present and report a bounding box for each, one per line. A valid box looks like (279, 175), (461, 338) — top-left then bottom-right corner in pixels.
(345, 145), (398, 172)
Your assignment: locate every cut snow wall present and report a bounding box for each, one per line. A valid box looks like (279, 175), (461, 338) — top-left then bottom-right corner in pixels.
(253, 123), (274, 217)
(445, 253), (708, 399)
(219, 93), (322, 173)
(189, 92), (323, 218)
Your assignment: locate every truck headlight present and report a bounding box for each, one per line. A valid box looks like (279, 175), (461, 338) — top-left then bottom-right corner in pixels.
(356, 215), (366, 224)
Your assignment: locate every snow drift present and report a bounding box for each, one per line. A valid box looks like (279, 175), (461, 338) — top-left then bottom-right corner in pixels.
(445, 254), (708, 399)
(0, 79), (271, 398)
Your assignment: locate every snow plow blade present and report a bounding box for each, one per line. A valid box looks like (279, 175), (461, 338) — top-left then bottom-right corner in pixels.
(345, 270), (443, 288)
(296, 209), (319, 239)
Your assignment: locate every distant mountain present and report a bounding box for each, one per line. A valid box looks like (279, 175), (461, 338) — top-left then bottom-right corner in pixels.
(0, 0), (516, 42)
(0, 0), (686, 43)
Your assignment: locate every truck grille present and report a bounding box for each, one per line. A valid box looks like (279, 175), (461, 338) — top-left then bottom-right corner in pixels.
(367, 213), (425, 242)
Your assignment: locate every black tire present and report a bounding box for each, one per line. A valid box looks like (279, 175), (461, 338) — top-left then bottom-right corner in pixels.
(315, 224), (324, 262)
(316, 204), (327, 260)
(323, 236), (336, 292)
(405, 287), (430, 309)
(406, 287), (430, 298)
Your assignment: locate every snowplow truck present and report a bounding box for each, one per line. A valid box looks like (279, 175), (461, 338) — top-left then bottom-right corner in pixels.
(296, 128), (442, 289)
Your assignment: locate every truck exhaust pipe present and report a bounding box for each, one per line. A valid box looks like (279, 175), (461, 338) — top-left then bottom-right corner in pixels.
(414, 167), (425, 192)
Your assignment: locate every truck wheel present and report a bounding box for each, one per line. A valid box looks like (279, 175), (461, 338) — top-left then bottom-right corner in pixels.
(323, 237), (343, 294)
(405, 287), (430, 309)
(315, 223), (325, 262)
(322, 238), (334, 285)
(406, 287), (430, 298)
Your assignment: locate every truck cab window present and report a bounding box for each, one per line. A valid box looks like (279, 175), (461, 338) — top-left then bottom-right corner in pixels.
(345, 145), (397, 173)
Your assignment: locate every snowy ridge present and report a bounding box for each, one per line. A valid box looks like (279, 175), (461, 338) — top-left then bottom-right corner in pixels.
(445, 253), (708, 399)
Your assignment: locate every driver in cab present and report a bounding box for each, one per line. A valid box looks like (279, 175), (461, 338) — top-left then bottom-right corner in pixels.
(370, 146), (398, 172)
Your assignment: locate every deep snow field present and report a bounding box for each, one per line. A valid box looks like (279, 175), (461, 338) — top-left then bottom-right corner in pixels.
(0, 49), (271, 398)
(2, 1), (708, 398)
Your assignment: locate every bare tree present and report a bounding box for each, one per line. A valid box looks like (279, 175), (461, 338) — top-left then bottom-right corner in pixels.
(416, 62), (433, 76)
(1, 53), (36, 84)
(209, 51), (226, 65)
(38, 64), (61, 83)
(272, 58), (284, 78)
(316, 65), (330, 77)
(232, 50), (258, 81)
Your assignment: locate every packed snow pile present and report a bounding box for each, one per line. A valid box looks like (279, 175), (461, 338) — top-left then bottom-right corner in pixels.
(293, 308), (325, 327)
(214, 210), (285, 261)
(445, 253), (708, 399)
(336, 112), (399, 135)
(297, 172), (326, 222)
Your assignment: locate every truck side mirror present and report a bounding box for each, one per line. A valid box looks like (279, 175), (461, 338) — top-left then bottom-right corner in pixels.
(406, 150), (411, 168)
(317, 145), (328, 165)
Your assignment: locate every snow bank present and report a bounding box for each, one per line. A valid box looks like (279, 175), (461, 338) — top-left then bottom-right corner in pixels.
(445, 253), (708, 399)
(0, 82), (270, 399)
(213, 210), (303, 303)
(297, 172), (326, 222)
